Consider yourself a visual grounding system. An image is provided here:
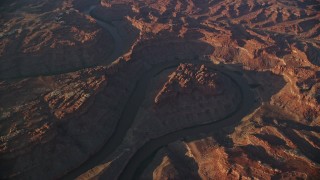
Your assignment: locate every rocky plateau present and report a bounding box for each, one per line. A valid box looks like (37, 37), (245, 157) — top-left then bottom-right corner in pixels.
(0, 0), (319, 179)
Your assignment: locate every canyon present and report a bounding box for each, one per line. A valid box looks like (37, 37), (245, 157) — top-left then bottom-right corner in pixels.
(0, 0), (319, 179)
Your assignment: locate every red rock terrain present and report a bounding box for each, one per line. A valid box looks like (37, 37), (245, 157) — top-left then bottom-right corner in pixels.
(0, 0), (114, 78)
(0, 0), (319, 179)
(155, 64), (226, 104)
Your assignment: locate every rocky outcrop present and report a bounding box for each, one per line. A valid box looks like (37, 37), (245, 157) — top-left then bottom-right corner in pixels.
(0, 66), (106, 152)
(155, 64), (224, 104)
(43, 69), (107, 120)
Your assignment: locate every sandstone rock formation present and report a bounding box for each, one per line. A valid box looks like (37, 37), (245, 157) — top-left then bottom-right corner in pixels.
(155, 64), (225, 105)
(0, 0), (319, 179)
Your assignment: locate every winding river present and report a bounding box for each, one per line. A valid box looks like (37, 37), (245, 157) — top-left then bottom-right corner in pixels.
(119, 63), (254, 179)
(62, 6), (255, 180)
(85, 5), (124, 63)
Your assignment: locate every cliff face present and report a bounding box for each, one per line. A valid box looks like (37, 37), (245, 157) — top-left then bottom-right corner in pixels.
(0, 0), (319, 179)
